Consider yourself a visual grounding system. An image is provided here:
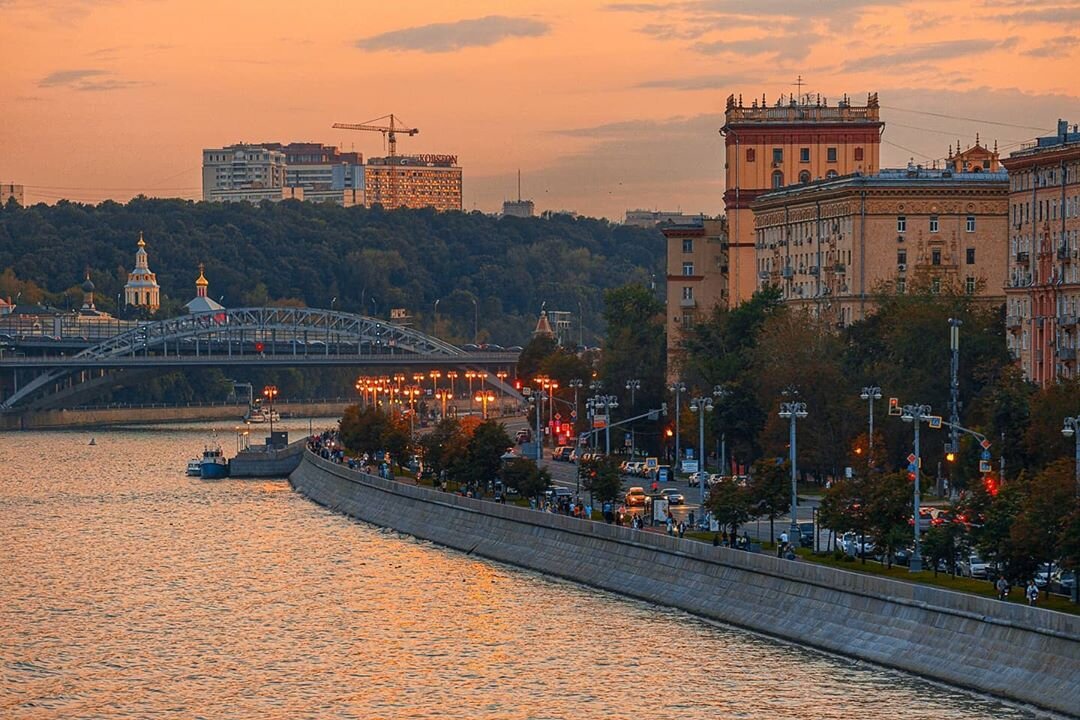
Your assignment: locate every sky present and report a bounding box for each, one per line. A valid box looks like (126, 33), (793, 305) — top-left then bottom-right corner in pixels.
(1, 0), (1079, 220)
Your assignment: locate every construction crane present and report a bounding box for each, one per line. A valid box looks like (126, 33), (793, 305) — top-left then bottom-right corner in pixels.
(333, 114), (419, 208)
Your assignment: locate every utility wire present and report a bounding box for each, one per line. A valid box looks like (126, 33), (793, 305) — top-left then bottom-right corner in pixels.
(881, 105), (1052, 132)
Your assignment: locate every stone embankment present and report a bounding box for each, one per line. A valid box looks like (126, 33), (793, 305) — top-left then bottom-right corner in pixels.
(290, 451), (1080, 717)
(0, 401), (351, 430)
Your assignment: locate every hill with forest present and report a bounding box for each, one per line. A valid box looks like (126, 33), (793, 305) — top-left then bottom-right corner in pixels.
(0, 198), (665, 346)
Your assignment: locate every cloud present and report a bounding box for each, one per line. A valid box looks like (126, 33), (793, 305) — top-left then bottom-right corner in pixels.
(1023, 35), (1079, 57)
(635, 72), (761, 90)
(993, 5), (1080, 23)
(355, 15), (549, 53)
(843, 38), (1015, 71)
(38, 68), (144, 91)
(693, 33), (822, 62)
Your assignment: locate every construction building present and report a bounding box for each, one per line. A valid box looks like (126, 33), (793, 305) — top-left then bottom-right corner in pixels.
(752, 145), (1008, 328)
(720, 92), (883, 306)
(1002, 119), (1080, 386)
(364, 154), (462, 212)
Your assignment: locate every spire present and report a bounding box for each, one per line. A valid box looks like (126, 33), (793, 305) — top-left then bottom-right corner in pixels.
(533, 307), (555, 338)
(975, 131), (980, 147)
(137, 230), (145, 248)
(195, 263), (209, 298)
(81, 268), (95, 310)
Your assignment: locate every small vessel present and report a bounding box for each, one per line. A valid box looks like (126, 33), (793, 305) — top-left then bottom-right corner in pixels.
(199, 445), (229, 480)
(185, 458), (202, 476)
(242, 399), (280, 424)
(89, 437), (96, 446)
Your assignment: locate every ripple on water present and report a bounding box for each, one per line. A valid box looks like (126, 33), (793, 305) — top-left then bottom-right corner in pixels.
(0, 426), (1046, 719)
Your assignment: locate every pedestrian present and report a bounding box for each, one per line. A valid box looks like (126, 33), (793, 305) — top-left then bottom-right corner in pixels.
(1026, 581), (1039, 606)
(678, 521), (686, 538)
(996, 576), (1009, 600)
(712, 532), (720, 547)
(666, 516), (674, 535)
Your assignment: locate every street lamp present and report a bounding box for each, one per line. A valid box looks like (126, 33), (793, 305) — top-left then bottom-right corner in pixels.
(901, 403), (933, 572)
(435, 389), (451, 419)
(403, 386), (420, 441)
(713, 384), (729, 477)
(475, 391), (495, 419)
(669, 382), (686, 470)
(689, 395), (713, 507)
(528, 390), (548, 462)
(778, 390), (808, 543)
(625, 379), (641, 458)
(568, 378), (583, 438)
(859, 385), (882, 464)
(446, 370), (459, 398)
(589, 394), (619, 455)
(1061, 416), (1080, 498)
(263, 384), (279, 439)
(429, 370), (442, 394)
(496, 370), (509, 414)
(470, 296), (478, 344)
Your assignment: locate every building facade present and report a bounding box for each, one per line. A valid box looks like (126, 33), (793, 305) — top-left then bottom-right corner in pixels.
(663, 218), (728, 372)
(625, 209), (707, 228)
(202, 145), (287, 202)
(502, 199), (535, 218)
(273, 142), (364, 203)
(1, 183), (24, 206)
(721, 92), (883, 306)
(1002, 119), (1080, 386)
(752, 158), (1008, 327)
(123, 232), (161, 313)
(364, 154), (462, 212)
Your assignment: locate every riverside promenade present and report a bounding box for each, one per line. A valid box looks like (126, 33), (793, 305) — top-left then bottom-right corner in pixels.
(290, 449), (1080, 718)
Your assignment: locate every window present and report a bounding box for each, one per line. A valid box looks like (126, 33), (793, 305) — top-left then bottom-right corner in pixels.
(682, 262), (695, 276)
(854, 147), (864, 161)
(897, 278), (906, 294)
(681, 312), (694, 327)
(682, 286), (693, 300)
(897, 216), (907, 233)
(682, 238), (693, 253)
(897, 249), (907, 265)
(827, 147), (838, 163)
(967, 215), (976, 232)
(966, 277), (976, 295)
(799, 170), (811, 184)
(967, 248), (976, 265)
(772, 171), (784, 189)
(746, 148), (756, 162)
(932, 249), (941, 266)
(800, 148), (810, 163)
(825, 170), (838, 179)
(930, 216), (939, 233)
(931, 277), (941, 294)
(772, 148), (783, 163)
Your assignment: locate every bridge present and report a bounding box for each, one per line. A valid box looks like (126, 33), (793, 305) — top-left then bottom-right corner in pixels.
(0, 307), (521, 411)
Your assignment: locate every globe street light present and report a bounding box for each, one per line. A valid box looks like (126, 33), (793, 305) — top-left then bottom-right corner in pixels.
(901, 403), (933, 572)
(1061, 415), (1080, 498)
(689, 395), (713, 507)
(778, 390), (808, 543)
(446, 371), (459, 399)
(475, 391), (496, 419)
(859, 385), (882, 465)
(669, 382), (686, 471)
(589, 394), (619, 455)
(263, 384), (279, 439)
(625, 379), (641, 457)
(429, 370), (442, 394)
(568, 378), (583, 437)
(435, 389), (451, 420)
(713, 385), (729, 479)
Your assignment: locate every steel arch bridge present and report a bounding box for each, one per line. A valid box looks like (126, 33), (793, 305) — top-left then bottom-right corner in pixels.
(1, 307), (521, 411)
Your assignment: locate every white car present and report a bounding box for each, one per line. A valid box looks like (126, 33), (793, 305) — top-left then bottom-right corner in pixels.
(687, 471), (705, 487)
(961, 554), (990, 579)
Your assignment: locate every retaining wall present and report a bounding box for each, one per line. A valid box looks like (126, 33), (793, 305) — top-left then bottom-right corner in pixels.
(291, 452), (1080, 717)
(0, 402), (351, 430)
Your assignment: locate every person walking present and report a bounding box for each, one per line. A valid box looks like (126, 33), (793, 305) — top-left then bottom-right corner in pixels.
(1026, 580), (1039, 606)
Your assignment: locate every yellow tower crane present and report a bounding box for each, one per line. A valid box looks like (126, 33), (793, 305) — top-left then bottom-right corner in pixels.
(333, 114), (419, 208)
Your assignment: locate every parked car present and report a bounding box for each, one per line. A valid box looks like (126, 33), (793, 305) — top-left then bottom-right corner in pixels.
(552, 446), (572, 461)
(625, 487), (647, 506)
(515, 429), (532, 444)
(797, 521), (815, 548)
(960, 554), (990, 579)
(659, 488), (685, 505)
(687, 471), (705, 487)
(841, 532), (876, 558)
(1051, 569), (1076, 595)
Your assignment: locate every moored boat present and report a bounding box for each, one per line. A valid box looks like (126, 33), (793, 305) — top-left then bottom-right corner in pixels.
(199, 445), (229, 479)
(186, 458), (202, 476)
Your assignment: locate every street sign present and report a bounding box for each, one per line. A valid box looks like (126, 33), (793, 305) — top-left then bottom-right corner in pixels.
(980, 439), (992, 449)
(979, 460), (992, 473)
(980, 449), (992, 461)
(522, 387), (532, 396)
(888, 398), (902, 416)
(645, 457), (658, 471)
(555, 413), (562, 421)
(685, 448), (695, 459)
(928, 416), (942, 429)
(682, 460), (699, 473)
(571, 411), (578, 420)
(593, 414), (607, 429)
(907, 453), (917, 464)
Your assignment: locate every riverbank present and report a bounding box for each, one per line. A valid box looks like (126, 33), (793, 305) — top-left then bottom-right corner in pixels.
(291, 450), (1080, 718)
(0, 401), (352, 431)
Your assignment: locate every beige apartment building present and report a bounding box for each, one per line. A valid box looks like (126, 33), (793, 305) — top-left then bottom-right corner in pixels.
(364, 154), (462, 212)
(752, 147), (1008, 327)
(1002, 119), (1080, 386)
(662, 218), (728, 372)
(720, 92), (883, 307)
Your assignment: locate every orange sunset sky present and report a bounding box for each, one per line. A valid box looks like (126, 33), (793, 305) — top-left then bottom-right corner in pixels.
(1, 0), (1078, 219)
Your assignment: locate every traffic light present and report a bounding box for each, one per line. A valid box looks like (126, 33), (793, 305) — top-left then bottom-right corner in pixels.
(983, 475), (999, 497)
(888, 397), (901, 416)
(945, 451), (956, 462)
(665, 426), (674, 438)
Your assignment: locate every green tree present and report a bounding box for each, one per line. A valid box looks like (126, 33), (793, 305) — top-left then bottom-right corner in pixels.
(706, 478), (753, 539)
(922, 515), (967, 576)
(1010, 459), (1079, 591)
(747, 458), (790, 544)
(418, 418), (468, 480)
(581, 455), (622, 504)
(866, 472), (914, 568)
(502, 457), (551, 500)
(459, 420), (513, 490)
(599, 283), (666, 414)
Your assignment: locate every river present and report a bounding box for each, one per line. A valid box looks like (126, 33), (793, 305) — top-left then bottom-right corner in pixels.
(0, 421), (1047, 719)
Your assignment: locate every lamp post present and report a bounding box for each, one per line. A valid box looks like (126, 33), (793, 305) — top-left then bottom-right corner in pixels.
(689, 395), (713, 507)
(496, 370), (509, 415)
(435, 389), (451, 420)
(529, 391), (547, 462)
(470, 296), (478, 344)
(429, 370), (442, 395)
(568, 378), (583, 437)
(1062, 416), (1080, 498)
(669, 382), (686, 471)
(625, 379), (641, 458)
(778, 390), (808, 543)
(446, 371), (458, 399)
(589, 394), (619, 455)
(476, 391), (495, 419)
(433, 298), (441, 337)
(901, 403), (933, 573)
(859, 385), (882, 465)
(713, 384), (729, 478)
(263, 384), (279, 440)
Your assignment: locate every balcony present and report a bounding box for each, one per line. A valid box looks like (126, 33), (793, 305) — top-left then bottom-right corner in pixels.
(679, 297), (697, 309)
(833, 263), (846, 273)
(1006, 315), (1023, 331)
(1058, 347), (1077, 361)
(1016, 251), (1030, 264)
(1059, 315), (1078, 327)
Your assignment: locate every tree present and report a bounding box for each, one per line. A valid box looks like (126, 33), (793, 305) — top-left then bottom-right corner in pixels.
(581, 455), (622, 504)
(503, 457), (551, 500)
(1010, 459), (1079, 592)
(747, 459), (790, 544)
(418, 417), (468, 480)
(600, 283), (666, 411)
(866, 472), (914, 568)
(818, 476), (872, 556)
(459, 420), (513, 490)
(922, 517), (967, 576)
(705, 478), (753, 539)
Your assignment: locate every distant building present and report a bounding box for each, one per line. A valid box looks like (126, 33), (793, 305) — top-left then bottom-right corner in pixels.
(123, 232), (161, 313)
(625, 209), (706, 228)
(184, 264), (225, 314)
(751, 152), (1008, 327)
(202, 144), (287, 202)
(663, 218), (728, 375)
(502, 199), (535, 218)
(721, 91), (884, 307)
(533, 308), (555, 338)
(1002, 119), (1080, 386)
(271, 142), (364, 204)
(1, 183), (23, 206)
(364, 154), (462, 212)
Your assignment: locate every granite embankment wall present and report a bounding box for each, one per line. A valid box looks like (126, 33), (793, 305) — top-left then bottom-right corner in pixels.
(291, 452), (1080, 717)
(229, 441), (305, 478)
(0, 402), (351, 430)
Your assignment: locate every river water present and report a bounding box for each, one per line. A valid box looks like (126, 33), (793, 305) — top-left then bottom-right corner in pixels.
(0, 421), (1048, 719)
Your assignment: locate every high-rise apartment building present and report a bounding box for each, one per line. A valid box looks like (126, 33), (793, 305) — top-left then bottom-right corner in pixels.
(202, 145), (287, 202)
(663, 217), (728, 374)
(202, 142), (364, 204)
(720, 92), (883, 306)
(270, 142), (364, 203)
(364, 154), (462, 212)
(752, 149), (1008, 327)
(1002, 119), (1080, 386)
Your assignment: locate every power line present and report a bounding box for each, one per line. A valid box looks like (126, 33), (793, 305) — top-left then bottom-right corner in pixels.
(881, 105), (1052, 132)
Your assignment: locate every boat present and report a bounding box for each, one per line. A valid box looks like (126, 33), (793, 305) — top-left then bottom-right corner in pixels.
(199, 445), (229, 480)
(242, 399), (280, 424)
(185, 458), (202, 476)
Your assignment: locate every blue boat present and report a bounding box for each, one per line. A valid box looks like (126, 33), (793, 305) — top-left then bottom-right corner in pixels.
(200, 445), (229, 480)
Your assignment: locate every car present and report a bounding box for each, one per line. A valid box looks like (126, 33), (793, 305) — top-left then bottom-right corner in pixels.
(687, 471), (705, 487)
(1051, 569), (1076, 595)
(960, 554), (990, 579)
(841, 532), (876, 558)
(515, 429), (532, 444)
(659, 488), (685, 505)
(544, 486), (573, 501)
(624, 487), (647, 506)
(797, 521), (815, 548)
(554, 446), (573, 462)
